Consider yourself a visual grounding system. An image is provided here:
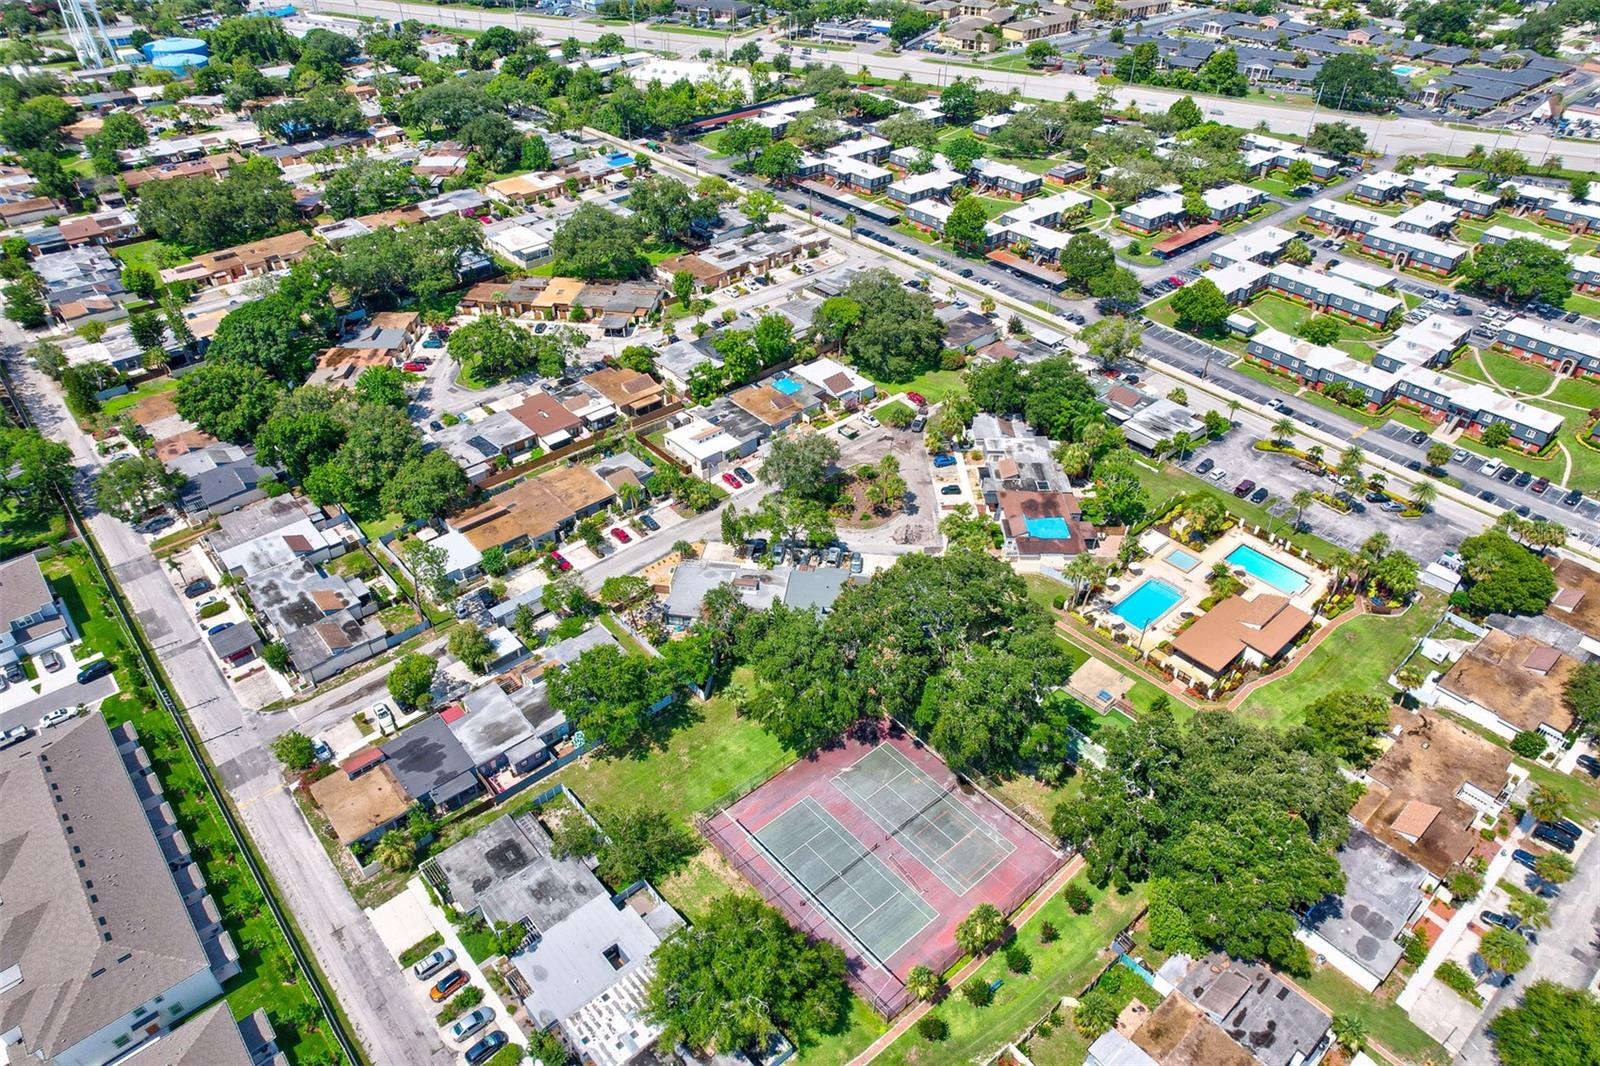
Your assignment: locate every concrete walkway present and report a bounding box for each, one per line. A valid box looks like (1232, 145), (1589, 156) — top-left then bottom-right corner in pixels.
(846, 855), (1084, 1066)
(1395, 843), (1516, 1012)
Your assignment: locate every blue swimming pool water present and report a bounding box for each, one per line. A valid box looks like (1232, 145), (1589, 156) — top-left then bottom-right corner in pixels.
(1224, 544), (1308, 595)
(1112, 579), (1184, 629)
(1392, 64), (1422, 76)
(1166, 548), (1200, 572)
(1024, 516), (1073, 539)
(771, 376), (803, 395)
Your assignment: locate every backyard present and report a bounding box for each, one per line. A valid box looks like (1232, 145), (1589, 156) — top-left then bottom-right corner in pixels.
(1295, 966), (1448, 1064)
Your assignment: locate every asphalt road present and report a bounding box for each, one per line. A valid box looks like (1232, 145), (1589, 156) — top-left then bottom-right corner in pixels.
(309, 0), (1600, 165)
(1, 335), (456, 1066)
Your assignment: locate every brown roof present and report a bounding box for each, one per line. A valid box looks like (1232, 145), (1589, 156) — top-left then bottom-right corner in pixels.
(1437, 630), (1576, 734)
(0, 196), (56, 220)
(191, 229), (314, 275)
(730, 383), (804, 426)
(1353, 709), (1513, 876)
(996, 489), (1092, 554)
(1390, 800), (1441, 840)
(310, 589), (348, 612)
(508, 390), (584, 438)
(309, 763), (411, 845)
(452, 477), (567, 552)
(152, 429), (218, 461)
(1131, 995), (1254, 1066)
(823, 371), (853, 394)
(1170, 594), (1312, 675)
(584, 367), (664, 409)
(539, 463), (616, 513)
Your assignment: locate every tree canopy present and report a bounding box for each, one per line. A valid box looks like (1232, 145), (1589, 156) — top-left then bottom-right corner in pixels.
(550, 203), (649, 280)
(134, 157), (298, 252)
(1457, 530), (1558, 615)
(1465, 238), (1574, 306)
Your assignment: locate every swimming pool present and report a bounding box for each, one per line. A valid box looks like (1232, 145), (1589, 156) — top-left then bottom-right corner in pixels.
(1224, 544), (1308, 595)
(771, 376), (803, 395)
(1166, 548), (1201, 572)
(1392, 64), (1423, 77)
(1112, 579), (1185, 630)
(1024, 516), (1073, 539)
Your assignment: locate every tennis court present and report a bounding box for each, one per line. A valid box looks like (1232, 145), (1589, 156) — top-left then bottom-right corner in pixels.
(748, 796), (938, 964)
(833, 744), (1016, 894)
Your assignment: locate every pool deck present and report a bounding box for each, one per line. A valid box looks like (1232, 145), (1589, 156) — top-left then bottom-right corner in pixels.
(1088, 529), (1330, 655)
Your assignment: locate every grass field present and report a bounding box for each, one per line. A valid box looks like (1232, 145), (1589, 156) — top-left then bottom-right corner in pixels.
(875, 881), (1146, 1066)
(112, 238), (188, 274)
(1296, 967), (1449, 1064)
(1236, 590), (1444, 729)
(0, 500), (68, 561)
(861, 367), (967, 404)
(102, 375), (177, 416)
(1469, 349), (1557, 395)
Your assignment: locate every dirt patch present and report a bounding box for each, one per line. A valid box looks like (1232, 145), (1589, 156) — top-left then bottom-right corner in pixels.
(128, 390), (179, 426)
(837, 475), (894, 527)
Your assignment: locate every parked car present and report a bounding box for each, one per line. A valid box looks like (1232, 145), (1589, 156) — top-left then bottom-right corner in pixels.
(1532, 477), (1551, 494)
(1511, 849), (1541, 871)
(1545, 817), (1584, 840)
(412, 948), (456, 981)
(721, 472), (742, 489)
(373, 701), (397, 735)
(1410, 431), (1430, 446)
(206, 621), (233, 636)
(447, 1007), (495, 1042)
(861, 413), (880, 429)
(825, 545), (843, 566)
(0, 724), (32, 750)
(312, 738), (334, 763)
(401, 361), (428, 372)
(549, 550), (571, 572)
(4, 662), (21, 683)
(940, 484), (962, 496)
(850, 551), (864, 574)
(140, 515), (174, 535)
(638, 513), (660, 532)
(429, 970), (469, 1002)
(610, 527), (632, 544)
(1532, 824), (1575, 852)
(1576, 753), (1600, 777)
(932, 453), (957, 468)
(1232, 479), (1255, 498)
(39, 707), (72, 729)
(465, 1031), (508, 1066)
(734, 466), (755, 483)
(41, 650), (63, 673)
(192, 594), (222, 614)
(422, 336), (444, 349)
(1208, 468), (1227, 482)
(910, 416), (926, 432)
(1565, 489), (1584, 507)
(1195, 458), (1214, 475)
(76, 659), (113, 684)
(1515, 471), (1534, 487)
(906, 391), (927, 407)
(1249, 487), (1269, 504)
(1497, 465), (1518, 482)
(1480, 910), (1520, 931)
(183, 578), (214, 599)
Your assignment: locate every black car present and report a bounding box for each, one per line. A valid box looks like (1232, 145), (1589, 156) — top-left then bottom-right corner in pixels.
(183, 578), (214, 599)
(1480, 910), (1519, 931)
(959, 268), (975, 278)
(1532, 824), (1575, 852)
(1411, 431), (1430, 446)
(733, 466), (755, 484)
(76, 659), (114, 684)
(1566, 311), (1582, 323)
(1497, 465), (1518, 482)
(1250, 487), (1270, 504)
(465, 1031), (508, 1066)
(1514, 471), (1534, 487)
(911, 416), (926, 432)
(1479, 491), (1497, 503)
(1405, 459), (1423, 472)
(1195, 458), (1214, 475)
(1577, 753), (1600, 777)
(1565, 489), (1584, 506)
(1366, 491), (1386, 503)
(1516, 504), (1531, 517)
(638, 513), (660, 532)
(1545, 817), (1584, 840)
(1511, 848), (1540, 871)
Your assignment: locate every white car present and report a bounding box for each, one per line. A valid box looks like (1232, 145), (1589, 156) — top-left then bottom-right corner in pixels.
(411, 947), (456, 981)
(861, 413), (880, 429)
(192, 594), (222, 614)
(447, 1006), (495, 1042)
(372, 701), (397, 735)
(1208, 468), (1227, 482)
(39, 708), (73, 730)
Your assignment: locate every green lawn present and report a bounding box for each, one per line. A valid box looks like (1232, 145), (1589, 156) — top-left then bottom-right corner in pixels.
(1471, 349), (1557, 395)
(1295, 967), (1448, 1064)
(48, 548), (342, 1065)
(111, 238), (189, 273)
(1549, 376), (1600, 409)
(597, 611), (647, 656)
(1566, 291), (1600, 318)
(0, 500), (69, 561)
(1237, 589), (1445, 729)
(861, 367), (968, 404)
(1519, 759), (1600, 822)
(1134, 460), (1342, 563)
(102, 375), (177, 417)
(875, 882), (1147, 1066)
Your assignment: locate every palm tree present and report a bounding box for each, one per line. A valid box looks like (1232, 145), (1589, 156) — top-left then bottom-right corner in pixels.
(1169, 430), (1194, 460)
(1055, 442), (1092, 481)
(1337, 445), (1365, 483)
(372, 830), (417, 873)
(1064, 554), (1108, 607)
(1478, 926), (1531, 975)
(843, 210), (857, 235)
(1331, 1014), (1368, 1055)
(1534, 853), (1575, 884)
(1527, 785), (1568, 823)
(1396, 662), (1428, 695)
(1227, 398), (1241, 425)
(906, 965), (942, 1002)
(1271, 416), (1296, 446)
(1412, 479), (1438, 512)
(1307, 444), (1325, 467)
(1366, 472), (1387, 494)
(1292, 489), (1314, 532)
(1328, 547), (1358, 591)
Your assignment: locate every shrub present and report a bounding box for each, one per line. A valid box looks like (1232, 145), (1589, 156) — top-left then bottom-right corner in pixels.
(917, 1014), (949, 1041)
(1448, 869), (1484, 901)
(435, 985), (485, 1025)
(1400, 931), (1428, 967)
(961, 977), (994, 1007)
(1039, 920), (1059, 944)
(1437, 960), (1483, 1005)
(1510, 730), (1548, 758)
(261, 641), (290, 672)
(398, 932), (445, 968)
(197, 600), (229, 619)
(1005, 944), (1032, 974)
(1064, 882), (1094, 914)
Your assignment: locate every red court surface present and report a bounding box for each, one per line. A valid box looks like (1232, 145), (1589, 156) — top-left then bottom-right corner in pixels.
(704, 722), (1063, 1016)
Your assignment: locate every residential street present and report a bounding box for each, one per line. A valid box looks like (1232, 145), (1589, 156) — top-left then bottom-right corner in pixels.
(0, 335), (456, 1066)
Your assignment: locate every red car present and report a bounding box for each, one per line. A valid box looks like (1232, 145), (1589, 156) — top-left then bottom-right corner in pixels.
(1168, 275), (1186, 286)
(549, 551), (571, 572)
(906, 391), (927, 407)
(430, 970), (468, 1002)
(721, 472), (743, 489)
(610, 527), (632, 544)
(401, 361), (428, 372)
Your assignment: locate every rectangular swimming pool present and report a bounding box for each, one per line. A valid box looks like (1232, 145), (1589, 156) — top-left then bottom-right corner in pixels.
(1112, 579), (1184, 630)
(1166, 548), (1201, 572)
(771, 376), (803, 395)
(1224, 544), (1308, 595)
(1024, 516), (1073, 539)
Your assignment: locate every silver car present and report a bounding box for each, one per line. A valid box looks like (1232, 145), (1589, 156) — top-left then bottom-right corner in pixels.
(411, 947), (456, 981)
(447, 1006), (495, 1042)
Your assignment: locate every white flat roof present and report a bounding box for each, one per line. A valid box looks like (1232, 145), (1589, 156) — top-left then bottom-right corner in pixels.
(1327, 259), (1394, 290)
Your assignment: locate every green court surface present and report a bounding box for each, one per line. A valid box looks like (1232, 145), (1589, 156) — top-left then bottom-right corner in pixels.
(748, 796), (937, 964)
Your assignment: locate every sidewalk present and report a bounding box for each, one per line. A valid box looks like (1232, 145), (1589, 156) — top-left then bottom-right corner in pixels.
(1395, 843), (1516, 1012)
(845, 855), (1084, 1066)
